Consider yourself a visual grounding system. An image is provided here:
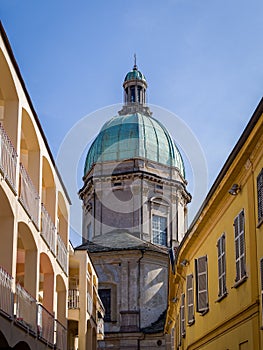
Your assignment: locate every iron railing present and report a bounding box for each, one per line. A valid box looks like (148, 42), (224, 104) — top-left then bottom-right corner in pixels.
(57, 233), (68, 274)
(0, 123), (17, 192)
(68, 289), (79, 309)
(19, 163), (40, 227)
(87, 292), (93, 315)
(0, 266), (13, 316)
(55, 319), (67, 350)
(37, 304), (55, 345)
(41, 204), (56, 255)
(15, 284), (37, 333)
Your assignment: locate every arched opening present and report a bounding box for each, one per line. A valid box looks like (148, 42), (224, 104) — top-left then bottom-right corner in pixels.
(57, 192), (68, 273)
(0, 330), (9, 348)
(0, 48), (19, 150)
(16, 222), (37, 296)
(41, 157), (56, 254)
(19, 109), (40, 227)
(39, 253), (54, 312)
(12, 341), (31, 350)
(0, 187), (15, 273)
(56, 275), (66, 325)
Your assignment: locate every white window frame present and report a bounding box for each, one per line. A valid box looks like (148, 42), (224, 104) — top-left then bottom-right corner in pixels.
(195, 255), (208, 314)
(152, 214), (167, 246)
(217, 233), (227, 298)
(186, 274), (194, 324)
(234, 210), (246, 284)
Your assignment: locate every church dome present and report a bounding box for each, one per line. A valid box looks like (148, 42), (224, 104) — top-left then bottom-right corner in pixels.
(84, 112), (185, 177)
(124, 66), (147, 83)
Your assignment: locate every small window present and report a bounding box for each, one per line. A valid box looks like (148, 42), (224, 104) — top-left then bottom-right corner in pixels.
(113, 182), (122, 187)
(152, 215), (167, 246)
(260, 258), (263, 327)
(217, 234), (227, 298)
(234, 210), (246, 283)
(180, 293), (186, 338)
(186, 274), (194, 324)
(155, 184), (163, 193)
(98, 289), (111, 322)
(257, 169), (263, 225)
(195, 256), (208, 314)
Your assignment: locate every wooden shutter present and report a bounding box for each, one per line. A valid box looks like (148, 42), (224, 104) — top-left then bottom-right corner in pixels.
(180, 293), (186, 338)
(195, 256), (208, 313)
(217, 234), (226, 297)
(257, 169), (263, 223)
(186, 274), (194, 324)
(234, 210), (246, 282)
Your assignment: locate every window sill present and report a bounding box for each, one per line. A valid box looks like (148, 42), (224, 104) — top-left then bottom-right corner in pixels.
(215, 292), (228, 303)
(257, 217), (263, 228)
(198, 308), (209, 316)
(187, 320), (195, 326)
(232, 275), (248, 288)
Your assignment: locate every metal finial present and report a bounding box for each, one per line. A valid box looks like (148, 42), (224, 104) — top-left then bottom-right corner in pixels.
(133, 53), (137, 70)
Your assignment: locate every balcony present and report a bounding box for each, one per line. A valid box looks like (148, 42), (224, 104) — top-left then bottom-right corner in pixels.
(0, 123), (17, 192)
(55, 319), (67, 350)
(37, 304), (55, 346)
(57, 233), (68, 274)
(15, 283), (37, 334)
(41, 204), (56, 255)
(68, 289), (79, 309)
(0, 266), (13, 317)
(19, 163), (40, 227)
(97, 318), (104, 340)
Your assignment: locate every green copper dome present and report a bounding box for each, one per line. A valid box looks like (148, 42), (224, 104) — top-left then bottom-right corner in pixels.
(124, 67), (147, 83)
(84, 113), (185, 177)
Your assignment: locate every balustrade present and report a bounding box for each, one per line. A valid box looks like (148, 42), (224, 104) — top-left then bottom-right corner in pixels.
(0, 123), (17, 192)
(19, 163), (40, 227)
(41, 204), (56, 255)
(0, 266), (13, 316)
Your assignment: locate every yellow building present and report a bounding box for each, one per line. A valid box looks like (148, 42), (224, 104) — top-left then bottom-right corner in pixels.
(68, 243), (105, 350)
(0, 22), (104, 349)
(165, 99), (263, 349)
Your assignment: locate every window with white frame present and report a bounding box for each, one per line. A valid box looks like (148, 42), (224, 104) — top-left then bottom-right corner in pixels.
(234, 210), (246, 283)
(180, 293), (186, 338)
(257, 169), (263, 224)
(152, 215), (167, 246)
(186, 274), (194, 324)
(195, 255), (208, 314)
(217, 233), (227, 298)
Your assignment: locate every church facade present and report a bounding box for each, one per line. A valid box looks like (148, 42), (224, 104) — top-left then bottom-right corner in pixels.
(77, 63), (191, 349)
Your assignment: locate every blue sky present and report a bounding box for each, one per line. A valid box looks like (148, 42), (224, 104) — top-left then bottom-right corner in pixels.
(1, 1), (263, 243)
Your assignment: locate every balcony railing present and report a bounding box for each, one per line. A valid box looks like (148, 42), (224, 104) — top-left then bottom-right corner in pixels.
(0, 123), (17, 192)
(15, 284), (37, 334)
(55, 319), (67, 350)
(87, 292), (93, 315)
(37, 304), (55, 345)
(57, 233), (68, 274)
(19, 163), (40, 227)
(0, 266), (13, 316)
(97, 318), (104, 338)
(68, 289), (79, 309)
(41, 204), (56, 255)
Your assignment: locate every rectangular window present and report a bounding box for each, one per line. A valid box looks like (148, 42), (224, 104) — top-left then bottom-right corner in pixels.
(217, 234), (227, 298)
(260, 258), (263, 327)
(257, 169), (263, 224)
(180, 293), (186, 338)
(186, 274), (194, 324)
(99, 289), (111, 322)
(152, 215), (167, 246)
(234, 210), (246, 283)
(195, 256), (208, 313)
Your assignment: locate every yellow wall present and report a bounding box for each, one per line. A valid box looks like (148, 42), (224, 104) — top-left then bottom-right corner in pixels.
(166, 106), (263, 350)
